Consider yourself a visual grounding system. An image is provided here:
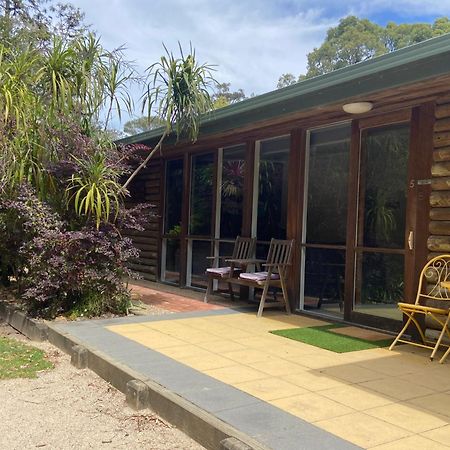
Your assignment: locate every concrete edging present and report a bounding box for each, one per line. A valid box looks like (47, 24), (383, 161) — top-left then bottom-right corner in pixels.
(0, 301), (266, 450)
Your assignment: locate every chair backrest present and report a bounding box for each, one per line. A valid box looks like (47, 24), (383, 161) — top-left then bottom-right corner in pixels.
(417, 254), (450, 305)
(266, 239), (295, 266)
(232, 236), (256, 260)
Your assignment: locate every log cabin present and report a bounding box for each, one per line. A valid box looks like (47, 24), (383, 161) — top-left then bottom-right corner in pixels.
(118, 33), (450, 332)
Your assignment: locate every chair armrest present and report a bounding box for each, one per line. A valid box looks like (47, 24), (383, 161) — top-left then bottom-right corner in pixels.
(262, 263), (292, 268)
(226, 258), (266, 265)
(206, 255), (233, 260)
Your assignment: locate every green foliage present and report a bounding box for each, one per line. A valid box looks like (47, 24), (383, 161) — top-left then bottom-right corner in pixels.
(68, 152), (123, 229)
(212, 82), (246, 109)
(279, 15), (450, 83)
(123, 115), (164, 135)
(0, 1), (215, 320)
(0, 1), (153, 319)
(123, 43), (216, 190)
(0, 337), (53, 379)
(384, 17), (450, 52)
(143, 43), (215, 142)
(366, 192), (396, 242)
(167, 224), (181, 238)
(0, 32), (137, 203)
(277, 73), (298, 89)
(66, 289), (131, 319)
(0, 0), (87, 48)
(307, 16), (385, 78)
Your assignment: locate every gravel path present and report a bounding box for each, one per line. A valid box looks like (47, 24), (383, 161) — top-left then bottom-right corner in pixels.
(0, 322), (204, 450)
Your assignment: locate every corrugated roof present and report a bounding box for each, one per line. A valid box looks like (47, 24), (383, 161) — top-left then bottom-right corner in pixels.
(118, 33), (450, 145)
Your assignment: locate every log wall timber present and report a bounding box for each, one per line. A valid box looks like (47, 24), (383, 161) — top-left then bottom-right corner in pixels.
(123, 157), (162, 281)
(429, 96), (450, 256)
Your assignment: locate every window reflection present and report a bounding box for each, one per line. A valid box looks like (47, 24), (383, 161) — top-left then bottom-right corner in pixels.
(220, 145), (246, 238)
(257, 136), (290, 241)
(190, 153), (214, 236)
(164, 159), (183, 235)
(361, 125), (409, 249)
(163, 238), (181, 284)
(306, 125), (350, 245)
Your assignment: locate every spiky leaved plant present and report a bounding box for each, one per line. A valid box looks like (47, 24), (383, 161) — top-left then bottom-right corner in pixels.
(122, 43), (215, 190)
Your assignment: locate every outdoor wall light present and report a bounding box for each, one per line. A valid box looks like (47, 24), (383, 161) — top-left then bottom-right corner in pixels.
(342, 101), (373, 114)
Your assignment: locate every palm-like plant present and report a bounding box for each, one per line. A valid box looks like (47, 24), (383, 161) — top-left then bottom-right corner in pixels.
(122, 43), (215, 190)
(67, 152), (123, 229)
(0, 33), (138, 226)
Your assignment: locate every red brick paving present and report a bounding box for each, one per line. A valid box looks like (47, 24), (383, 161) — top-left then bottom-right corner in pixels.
(130, 284), (225, 312)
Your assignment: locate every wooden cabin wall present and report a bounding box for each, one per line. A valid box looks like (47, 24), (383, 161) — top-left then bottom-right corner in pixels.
(428, 96), (450, 256)
(123, 157), (162, 281)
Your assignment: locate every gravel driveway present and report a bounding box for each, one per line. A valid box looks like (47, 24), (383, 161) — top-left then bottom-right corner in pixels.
(0, 322), (204, 450)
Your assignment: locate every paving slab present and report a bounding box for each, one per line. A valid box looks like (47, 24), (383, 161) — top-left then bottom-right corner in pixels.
(52, 309), (362, 450)
(50, 303), (450, 450)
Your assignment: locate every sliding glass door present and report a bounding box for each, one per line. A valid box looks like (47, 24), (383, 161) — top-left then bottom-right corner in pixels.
(353, 124), (410, 321)
(301, 119), (413, 328)
(161, 159), (184, 284)
(301, 124), (351, 317)
(187, 152), (215, 288)
(255, 136), (290, 258)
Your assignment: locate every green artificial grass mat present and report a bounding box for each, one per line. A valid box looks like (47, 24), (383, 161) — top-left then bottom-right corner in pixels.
(270, 324), (393, 353)
(0, 337), (53, 379)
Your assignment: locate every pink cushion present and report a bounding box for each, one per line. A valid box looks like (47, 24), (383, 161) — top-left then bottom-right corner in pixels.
(206, 267), (233, 277)
(239, 271), (280, 282)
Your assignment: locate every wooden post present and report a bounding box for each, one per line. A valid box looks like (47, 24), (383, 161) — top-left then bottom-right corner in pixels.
(286, 128), (306, 311)
(179, 153), (190, 286)
(242, 140), (256, 237)
(240, 140), (256, 299)
(405, 103), (435, 300)
(344, 120), (360, 320)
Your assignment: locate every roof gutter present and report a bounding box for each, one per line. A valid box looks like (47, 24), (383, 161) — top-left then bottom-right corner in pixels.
(117, 34), (450, 146)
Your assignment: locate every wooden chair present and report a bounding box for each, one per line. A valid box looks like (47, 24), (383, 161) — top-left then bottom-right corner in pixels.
(389, 254), (450, 363)
(237, 239), (294, 317)
(204, 236), (256, 303)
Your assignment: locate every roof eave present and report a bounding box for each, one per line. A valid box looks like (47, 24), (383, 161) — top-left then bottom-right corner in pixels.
(117, 34), (450, 146)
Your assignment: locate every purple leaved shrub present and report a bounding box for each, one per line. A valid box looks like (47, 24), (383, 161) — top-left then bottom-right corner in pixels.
(0, 123), (155, 318)
(22, 227), (139, 317)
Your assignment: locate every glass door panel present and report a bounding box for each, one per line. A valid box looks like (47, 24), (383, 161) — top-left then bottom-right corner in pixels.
(188, 240), (213, 288)
(257, 136), (290, 241)
(354, 124), (410, 320)
(220, 144), (246, 239)
(163, 239), (181, 284)
(356, 252), (404, 320)
(304, 248), (346, 313)
(214, 144), (246, 293)
(306, 126), (350, 246)
(164, 159), (183, 235)
(161, 159), (183, 284)
(190, 153), (214, 236)
(188, 152), (215, 288)
(302, 124), (351, 317)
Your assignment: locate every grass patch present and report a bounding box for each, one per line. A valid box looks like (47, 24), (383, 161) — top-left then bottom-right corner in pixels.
(0, 337), (53, 379)
(270, 324), (393, 353)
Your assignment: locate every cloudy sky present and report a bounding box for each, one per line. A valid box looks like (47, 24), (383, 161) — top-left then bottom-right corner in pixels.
(69, 0), (450, 128)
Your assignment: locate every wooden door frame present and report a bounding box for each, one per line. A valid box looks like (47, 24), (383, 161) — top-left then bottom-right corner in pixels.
(344, 105), (434, 330)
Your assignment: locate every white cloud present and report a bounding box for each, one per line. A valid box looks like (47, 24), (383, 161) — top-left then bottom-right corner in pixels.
(70, 0), (336, 127)
(68, 0), (450, 129)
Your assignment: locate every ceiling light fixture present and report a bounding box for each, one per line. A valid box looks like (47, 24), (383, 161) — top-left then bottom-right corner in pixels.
(342, 102), (373, 114)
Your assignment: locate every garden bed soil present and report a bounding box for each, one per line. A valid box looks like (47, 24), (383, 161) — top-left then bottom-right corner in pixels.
(0, 321), (203, 449)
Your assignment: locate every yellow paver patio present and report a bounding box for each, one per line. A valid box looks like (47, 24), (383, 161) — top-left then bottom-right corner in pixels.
(107, 311), (450, 449)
